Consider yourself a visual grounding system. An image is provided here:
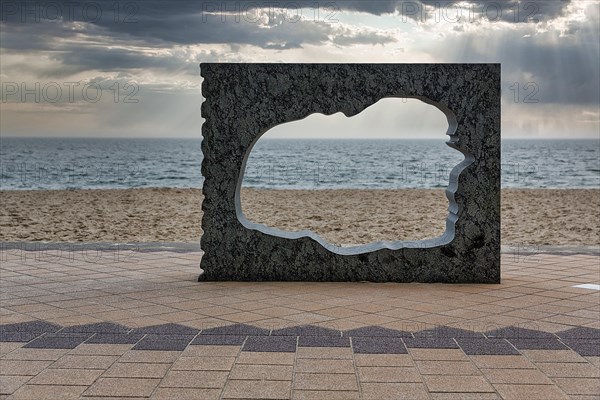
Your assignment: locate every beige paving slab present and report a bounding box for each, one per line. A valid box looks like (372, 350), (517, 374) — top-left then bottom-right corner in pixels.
(84, 377), (161, 397)
(182, 345), (240, 357)
(409, 348), (469, 361)
(423, 375), (496, 393)
(0, 375), (32, 395)
(2, 348), (70, 361)
(493, 383), (571, 400)
(236, 352), (295, 365)
(0, 343), (23, 356)
(416, 360), (481, 375)
(171, 356), (235, 371)
(70, 343), (132, 356)
(469, 355), (537, 369)
(357, 366), (422, 383)
(292, 389), (360, 399)
(294, 358), (355, 374)
(151, 387), (222, 400)
(480, 368), (553, 385)
(354, 354), (414, 367)
(102, 362), (171, 378)
(293, 373), (358, 391)
(360, 382), (430, 400)
(222, 379), (292, 399)
(118, 350), (181, 363)
(430, 393), (501, 400)
(229, 364), (293, 380)
(553, 377), (600, 395)
(29, 368), (104, 386)
(0, 360), (52, 376)
(160, 370), (229, 389)
(9, 384), (87, 399)
(535, 362), (600, 377)
(50, 354), (118, 369)
(296, 347), (353, 359)
(522, 349), (589, 363)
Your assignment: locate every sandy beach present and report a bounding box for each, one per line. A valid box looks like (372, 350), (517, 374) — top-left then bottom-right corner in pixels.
(1, 188), (598, 246)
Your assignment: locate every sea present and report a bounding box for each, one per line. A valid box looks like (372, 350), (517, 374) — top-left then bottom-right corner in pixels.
(1, 138), (598, 190)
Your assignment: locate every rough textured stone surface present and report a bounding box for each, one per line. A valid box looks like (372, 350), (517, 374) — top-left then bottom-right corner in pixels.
(199, 63), (501, 283)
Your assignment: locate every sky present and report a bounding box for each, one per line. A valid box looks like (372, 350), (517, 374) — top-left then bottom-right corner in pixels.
(0, 0), (599, 139)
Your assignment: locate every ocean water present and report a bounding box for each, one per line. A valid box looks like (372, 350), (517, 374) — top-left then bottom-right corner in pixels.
(1, 137), (598, 190)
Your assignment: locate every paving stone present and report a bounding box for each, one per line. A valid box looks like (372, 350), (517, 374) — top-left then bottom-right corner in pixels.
(84, 377), (160, 397)
(345, 326), (411, 337)
(201, 323), (269, 336)
(485, 326), (557, 339)
(553, 377), (600, 395)
(352, 337), (407, 354)
(521, 349), (588, 363)
(243, 336), (297, 352)
(103, 362), (171, 378)
(0, 375), (32, 395)
(2, 348), (69, 361)
(182, 345), (240, 357)
(469, 355), (536, 369)
(409, 348), (468, 360)
(294, 373), (358, 391)
(272, 324), (340, 336)
(51, 354), (119, 369)
(132, 334), (194, 351)
(171, 356), (235, 371)
(237, 351), (295, 365)
(557, 327), (600, 340)
(119, 350), (181, 363)
(456, 338), (520, 355)
(0, 360), (52, 376)
(294, 358), (355, 374)
(562, 339), (600, 356)
(354, 354), (414, 367)
(415, 326), (484, 338)
(23, 333), (92, 349)
(29, 368), (104, 385)
(132, 323), (199, 336)
(416, 360), (481, 375)
(423, 375), (495, 393)
(361, 382), (430, 399)
(229, 364), (293, 380)
(160, 370), (229, 388)
(358, 366), (422, 383)
(0, 321), (61, 334)
(152, 387), (221, 400)
(222, 379), (292, 399)
(10, 384), (86, 399)
(298, 336), (350, 347)
(403, 337), (459, 348)
(190, 334), (246, 346)
(0, 331), (44, 342)
(493, 383), (571, 399)
(480, 368), (553, 384)
(536, 362), (600, 378)
(508, 338), (569, 350)
(430, 393), (501, 400)
(85, 332), (145, 344)
(293, 390), (360, 399)
(296, 347), (353, 359)
(60, 322), (130, 334)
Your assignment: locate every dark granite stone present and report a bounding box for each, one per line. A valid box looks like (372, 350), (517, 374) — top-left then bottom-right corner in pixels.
(191, 335), (247, 346)
(199, 63), (501, 283)
(344, 326), (411, 338)
(85, 333), (145, 345)
(24, 333), (92, 349)
(132, 323), (199, 336)
(201, 323), (269, 336)
(486, 326), (557, 339)
(561, 339), (600, 356)
(403, 338), (459, 349)
(557, 327), (600, 340)
(298, 336), (350, 347)
(456, 338), (520, 355)
(61, 322), (130, 334)
(415, 326), (484, 339)
(242, 336), (297, 352)
(1, 320), (61, 333)
(508, 338), (568, 350)
(273, 325), (341, 337)
(352, 337), (407, 354)
(132, 335), (195, 351)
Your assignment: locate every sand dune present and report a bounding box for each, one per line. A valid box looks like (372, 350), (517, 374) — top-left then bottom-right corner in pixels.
(1, 188), (598, 246)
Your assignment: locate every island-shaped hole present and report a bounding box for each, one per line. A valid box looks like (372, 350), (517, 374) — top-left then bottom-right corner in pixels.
(238, 98), (464, 248)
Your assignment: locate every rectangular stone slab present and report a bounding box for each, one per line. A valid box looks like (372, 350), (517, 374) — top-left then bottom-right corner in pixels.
(199, 63), (500, 283)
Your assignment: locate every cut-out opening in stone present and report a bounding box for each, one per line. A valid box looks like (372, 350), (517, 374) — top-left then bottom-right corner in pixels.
(236, 97), (470, 255)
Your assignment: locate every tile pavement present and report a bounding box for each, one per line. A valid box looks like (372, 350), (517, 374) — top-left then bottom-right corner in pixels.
(0, 247), (598, 398)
